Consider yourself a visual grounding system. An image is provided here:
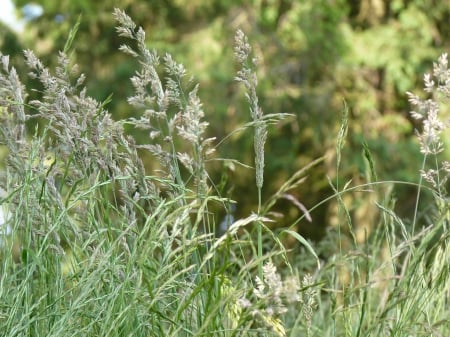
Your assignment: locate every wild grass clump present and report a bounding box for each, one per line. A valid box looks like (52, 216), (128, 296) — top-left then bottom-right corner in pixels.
(0, 8), (448, 337)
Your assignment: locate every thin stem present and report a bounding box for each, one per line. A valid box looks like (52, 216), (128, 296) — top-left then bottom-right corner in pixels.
(257, 187), (263, 280)
(412, 154), (427, 234)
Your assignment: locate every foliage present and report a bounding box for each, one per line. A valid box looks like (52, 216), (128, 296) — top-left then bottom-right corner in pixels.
(0, 8), (449, 336)
(4, 1), (449, 240)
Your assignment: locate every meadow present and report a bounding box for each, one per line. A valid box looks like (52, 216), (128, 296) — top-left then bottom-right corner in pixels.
(0, 9), (448, 336)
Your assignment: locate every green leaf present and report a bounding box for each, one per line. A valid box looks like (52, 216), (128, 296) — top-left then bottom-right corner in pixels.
(282, 229), (320, 269)
(63, 14), (82, 54)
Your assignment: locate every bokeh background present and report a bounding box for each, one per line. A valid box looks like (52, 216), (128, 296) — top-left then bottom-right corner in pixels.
(1, 0), (449, 243)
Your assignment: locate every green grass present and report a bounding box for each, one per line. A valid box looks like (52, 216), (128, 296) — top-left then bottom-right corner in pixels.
(0, 9), (449, 337)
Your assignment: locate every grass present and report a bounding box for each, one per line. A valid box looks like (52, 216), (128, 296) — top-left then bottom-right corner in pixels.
(0, 9), (449, 337)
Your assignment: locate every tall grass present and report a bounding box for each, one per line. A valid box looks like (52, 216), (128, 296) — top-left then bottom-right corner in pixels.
(0, 9), (448, 337)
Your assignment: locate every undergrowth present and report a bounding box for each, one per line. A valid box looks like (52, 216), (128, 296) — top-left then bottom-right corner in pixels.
(0, 9), (448, 337)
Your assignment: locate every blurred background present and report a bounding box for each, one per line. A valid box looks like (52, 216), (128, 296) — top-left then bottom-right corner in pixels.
(1, 0), (449, 244)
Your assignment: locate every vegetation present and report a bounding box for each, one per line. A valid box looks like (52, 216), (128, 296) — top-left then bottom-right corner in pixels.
(4, 0), (450, 236)
(0, 3), (449, 337)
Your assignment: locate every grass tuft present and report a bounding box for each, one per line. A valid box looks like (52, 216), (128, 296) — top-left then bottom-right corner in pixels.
(0, 9), (448, 337)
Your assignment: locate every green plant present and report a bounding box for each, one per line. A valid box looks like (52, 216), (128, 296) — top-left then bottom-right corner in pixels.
(0, 8), (448, 337)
